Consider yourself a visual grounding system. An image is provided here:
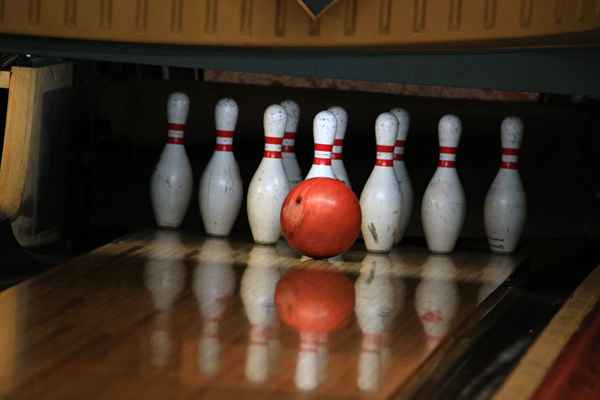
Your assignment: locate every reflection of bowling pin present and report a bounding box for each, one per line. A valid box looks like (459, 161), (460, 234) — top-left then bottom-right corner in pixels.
(241, 245), (282, 383)
(305, 111), (337, 180)
(247, 105), (291, 244)
(355, 254), (401, 391)
(484, 117), (526, 254)
(150, 92), (193, 228)
(193, 239), (236, 376)
(199, 98), (243, 237)
(360, 113), (403, 253)
(422, 115), (466, 254)
(328, 106), (351, 187)
(478, 255), (518, 304)
(415, 256), (459, 350)
(144, 230), (186, 368)
(390, 108), (413, 244)
(295, 332), (320, 391)
(280, 100), (303, 186)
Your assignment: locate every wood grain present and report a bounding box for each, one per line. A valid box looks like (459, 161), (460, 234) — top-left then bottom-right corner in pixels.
(0, 230), (524, 399)
(0, 70), (9, 89)
(493, 265), (600, 400)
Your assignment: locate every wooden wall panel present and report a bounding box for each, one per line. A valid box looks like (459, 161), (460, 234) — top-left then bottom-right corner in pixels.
(0, 0), (598, 48)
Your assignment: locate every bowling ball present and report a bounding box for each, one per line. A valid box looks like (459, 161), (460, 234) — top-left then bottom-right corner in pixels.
(280, 178), (361, 258)
(275, 266), (354, 334)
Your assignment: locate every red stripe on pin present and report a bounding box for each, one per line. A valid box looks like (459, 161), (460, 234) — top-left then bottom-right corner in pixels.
(438, 160), (456, 168)
(264, 150), (281, 159)
(395, 140), (405, 147)
(334, 139), (344, 146)
(216, 130), (234, 138)
(314, 143), (333, 151)
(282, 145), (295, 153)
(167, 137), (184, 145)
(264, 136), (283, 145)
(439, 146), (457, 154)
(375, 159), (393, 167)
(502, 148), (519, 156)
(394, 154), (404, 161)
(313, 157), (332, 165)
(284, 132), (296, 139)
(215, 144), (233, 152)
(500, 161), (519, 169)
(332, 153), (343, 160)
(376, 145), (395, 153)
(168, 123), (185, 131)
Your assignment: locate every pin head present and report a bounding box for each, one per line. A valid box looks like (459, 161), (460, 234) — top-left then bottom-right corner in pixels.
(390, 108), (410, 141)
(215, 98), (238, 131)
(281, 100), (300, 133)
(328, 106), (348, 140)
(167, 92), (190, 125)
(438, 114), (461, 147)
(375, 112), (398, 146)
(313, 111), (337, 145)
(501, 116), (523, 149)
(264, 104), (288, 138)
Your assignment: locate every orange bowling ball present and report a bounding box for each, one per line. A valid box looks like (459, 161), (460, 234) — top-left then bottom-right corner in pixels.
(280, 178), (361, 258)
(275, 266), (354, 334)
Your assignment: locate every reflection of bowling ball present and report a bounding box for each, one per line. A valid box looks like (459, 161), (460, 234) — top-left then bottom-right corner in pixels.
(280, 178), (361, 258)
(275, 267), (355, 334)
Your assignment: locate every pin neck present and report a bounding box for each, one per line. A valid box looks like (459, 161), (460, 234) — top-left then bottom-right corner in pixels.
(394, 139), (405, 161)
(282, 132), (296, 154)
(375, 144), (394, 167)
(167, 122), (185, 144)
(332, 138), (344, 160)
(500, 147), (519, 169)
(263, 136), (283, 159)
(215, 130), (234, 152)
(313, 143), (333, 166)
(438, 146), (457, 168)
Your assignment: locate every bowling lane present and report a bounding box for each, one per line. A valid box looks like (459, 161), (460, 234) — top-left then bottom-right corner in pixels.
(0, 230), (524, 400)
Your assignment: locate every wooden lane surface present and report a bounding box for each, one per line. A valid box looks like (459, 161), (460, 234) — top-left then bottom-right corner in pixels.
(494, 265), (600, 400)
(0, 230), (525, 399)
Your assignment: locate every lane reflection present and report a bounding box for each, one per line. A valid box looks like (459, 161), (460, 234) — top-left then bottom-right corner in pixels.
(355, 254), (404, 392)
(275, 262), (355, 391)
(415, 255), (460, 351)
(241, 245), (282, 383)
(478, 255), (518, 304)
(193, 238), (236, 377)
(144, 230), (186, 368)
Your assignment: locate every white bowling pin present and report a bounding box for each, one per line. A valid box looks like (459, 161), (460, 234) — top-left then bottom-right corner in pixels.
(193, 239), (236, 376)
(199, 98), (243, 237)
(360, 113), (403, 253)
(305, 111), (337, 180)
(328, 106), (351, 187)
(241, 245), (282, 383)
(415, 256), (459, 351)
(150, 92), (193, 228)
(247, 105), (291, 244)
(280, 100), (303, 186)
(484, 117), (527, 254)
(421, 115), (466, 254)
(390, 108), (413, 244)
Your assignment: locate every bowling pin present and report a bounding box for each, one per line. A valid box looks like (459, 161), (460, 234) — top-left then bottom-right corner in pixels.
(328, 106), (351, 187)
(484, 117), (527, 254)
(295, 331), (320, 391)
(360, 113), (403, 253)
(415, 255), (459, 351)
(150, 92), (193, 228)
(193, 239), (236, 376)
(421, 115), (466, 253)
(305, 111), (337, 180)
(199, 98), (243, 237)
(280, 100), (303, 186)
(241, 245), (282, 383)
(390, 108), (413, 244)
(247, 105), (291, 244)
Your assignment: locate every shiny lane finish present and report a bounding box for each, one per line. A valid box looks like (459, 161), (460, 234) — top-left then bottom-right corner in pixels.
(0, 230), (523, 399)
